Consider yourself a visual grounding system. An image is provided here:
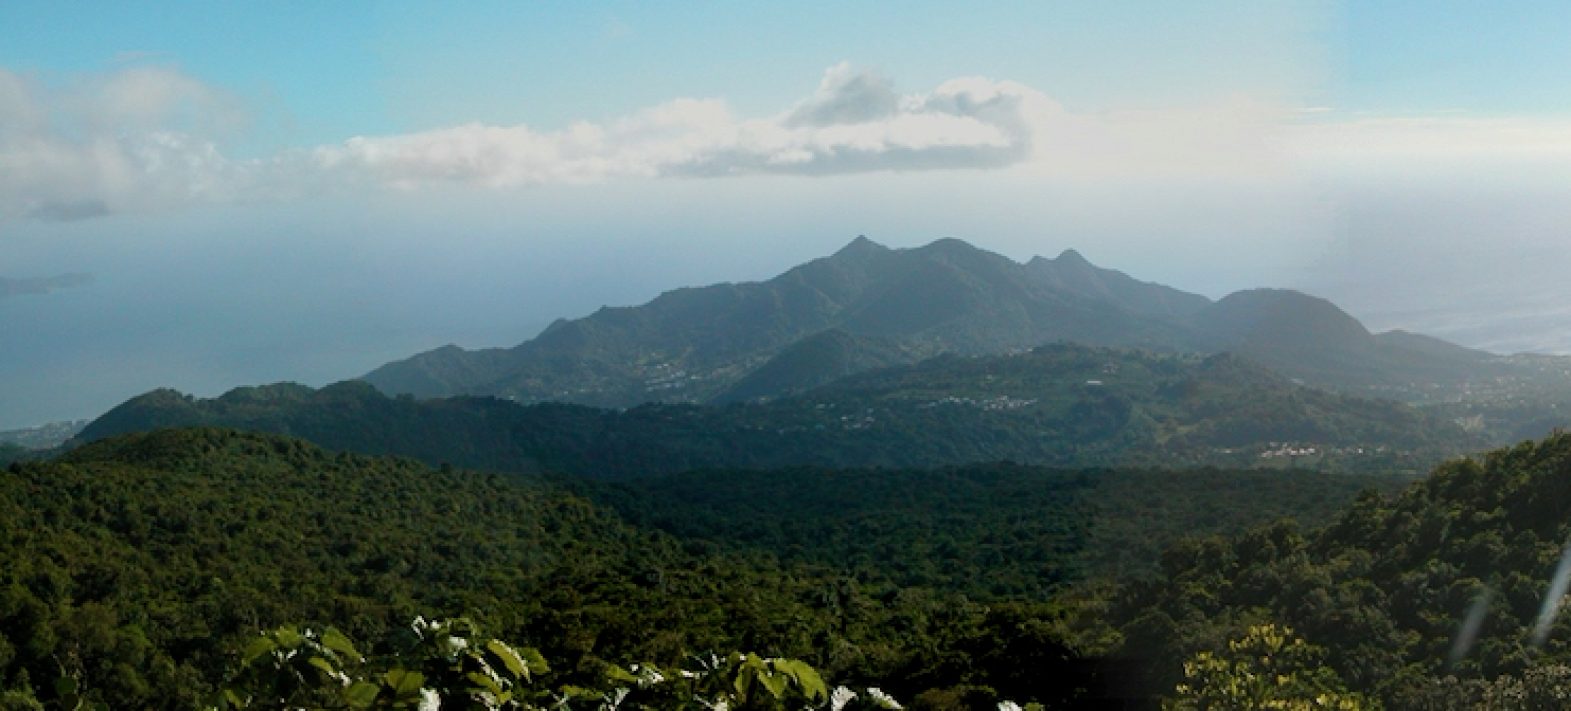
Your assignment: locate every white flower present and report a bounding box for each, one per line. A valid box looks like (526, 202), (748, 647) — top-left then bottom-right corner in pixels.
(417, 688), (441, 711)
(831, 686), (858, 711)
(998, 702), (1023, 711)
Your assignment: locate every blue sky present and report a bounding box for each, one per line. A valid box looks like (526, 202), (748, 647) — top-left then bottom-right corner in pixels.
(4, 2), (1566, 141)
(2, 2), (1571, 428)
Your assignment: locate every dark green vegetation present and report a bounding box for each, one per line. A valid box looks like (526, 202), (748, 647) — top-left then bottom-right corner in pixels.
(0, 427), (1412, 708)
(591, 464), (1404, 594)
(0, 444), (28, 466)
(1092, 431), (1571, 708)
(361, 237), (1571, 446)
(80, 344), (1474, 478)
(0, 428), (1153, 709)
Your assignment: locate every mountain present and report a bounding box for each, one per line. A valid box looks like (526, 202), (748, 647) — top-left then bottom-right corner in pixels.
(363, 236), (1206, 405)
(81, 344), (1476, 478)
(362, 237), (1571, 440)
(1190, 288), (1501, 393)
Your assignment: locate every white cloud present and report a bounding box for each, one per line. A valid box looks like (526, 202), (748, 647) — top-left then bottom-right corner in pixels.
(0, 66), (243, 221)
(313, 64), (1059, 188)
(8, 62), (1571, 223)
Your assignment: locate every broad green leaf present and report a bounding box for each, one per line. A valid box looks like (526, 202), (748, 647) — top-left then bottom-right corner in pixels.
(308, 655), (338, 677)
(756, 669), (787, 699)
(272, 627), (303, 649)
(777, 659), (826, 702)
(242, 637), (278, 666)
(520, 646), (550, 675)
(557, 684), (598, 699)
(604, 664), (639, 684)
(467, 671), (504, 697)
(486, 639), (527, 680)
(321, 627), (361, 661)
(733, 668), (752, 699)
(344, 681), (381, 709)
(54, 677), (78, 696)
(385, 668), (425, 696)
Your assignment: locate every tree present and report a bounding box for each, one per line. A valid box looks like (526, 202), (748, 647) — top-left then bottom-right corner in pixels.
(1166, 624), (1375, 710)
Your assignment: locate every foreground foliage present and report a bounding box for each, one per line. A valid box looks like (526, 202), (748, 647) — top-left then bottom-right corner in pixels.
(217, 618), (922, 711)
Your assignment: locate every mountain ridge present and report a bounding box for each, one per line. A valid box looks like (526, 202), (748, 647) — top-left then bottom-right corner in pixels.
(363, 236), (1555, 416)
(363, 236), (1215, 405)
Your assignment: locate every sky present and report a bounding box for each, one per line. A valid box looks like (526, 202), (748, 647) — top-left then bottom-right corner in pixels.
(3, 1), (1571, 429)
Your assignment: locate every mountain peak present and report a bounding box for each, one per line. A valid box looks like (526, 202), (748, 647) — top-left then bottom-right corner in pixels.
(917, 237), (981, 255)
(1055, 248), (1090, 265)
(833, 234), (889, 258)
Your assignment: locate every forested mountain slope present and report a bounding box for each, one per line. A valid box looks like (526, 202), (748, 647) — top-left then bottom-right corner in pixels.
(1095, 431), (1571, 707)
(82, 345), (1474, 477)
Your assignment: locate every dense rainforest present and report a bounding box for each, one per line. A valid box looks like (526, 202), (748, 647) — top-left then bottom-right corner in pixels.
(1091, 431), (1571, 707)
(0, 427), (1408, 708)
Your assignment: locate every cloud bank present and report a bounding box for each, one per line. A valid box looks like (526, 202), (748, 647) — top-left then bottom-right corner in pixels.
(5, 62), (1571, 223)
(311, 63), (1058, 189)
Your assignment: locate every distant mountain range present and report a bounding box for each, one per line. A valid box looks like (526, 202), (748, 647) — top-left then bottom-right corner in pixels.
(362, 237), (1569, 415)
(79, 344), (1474, 477)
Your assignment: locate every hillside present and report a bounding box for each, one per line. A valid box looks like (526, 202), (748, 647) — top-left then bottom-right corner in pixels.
(82, 344), (1475, 477)
(1092, 431), (1571, 706)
